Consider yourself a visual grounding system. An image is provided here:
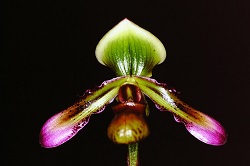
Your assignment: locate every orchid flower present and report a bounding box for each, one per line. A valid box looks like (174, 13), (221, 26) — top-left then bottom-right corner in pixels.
(40, 19), (227, 166)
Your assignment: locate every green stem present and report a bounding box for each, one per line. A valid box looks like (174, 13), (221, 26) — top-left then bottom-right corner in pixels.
(127, 143), (139, 166)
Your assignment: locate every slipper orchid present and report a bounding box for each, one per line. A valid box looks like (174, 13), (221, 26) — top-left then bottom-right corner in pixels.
(40, 19), (227, 166)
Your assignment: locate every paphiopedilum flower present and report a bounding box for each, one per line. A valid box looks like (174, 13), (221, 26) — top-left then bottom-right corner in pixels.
(40, 19), (227, 165)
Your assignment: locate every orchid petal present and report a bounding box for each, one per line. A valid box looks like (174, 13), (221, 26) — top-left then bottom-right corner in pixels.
(40, 76), (128, 148)
(134, 76), (227, 146)
(95, 18), (166, 77)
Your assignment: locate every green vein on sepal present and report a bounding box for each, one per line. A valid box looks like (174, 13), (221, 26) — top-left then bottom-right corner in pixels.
(96, 19), (166, 77)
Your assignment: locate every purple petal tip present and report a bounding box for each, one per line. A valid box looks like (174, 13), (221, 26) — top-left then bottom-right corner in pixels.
(39, 111), (90, 148)
(174, 111), (227, 146)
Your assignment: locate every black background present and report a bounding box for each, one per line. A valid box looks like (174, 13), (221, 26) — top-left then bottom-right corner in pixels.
(4, 0), (250, 165)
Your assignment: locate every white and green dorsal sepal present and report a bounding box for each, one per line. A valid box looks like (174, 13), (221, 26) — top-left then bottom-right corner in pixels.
(95, 18), (166, 77)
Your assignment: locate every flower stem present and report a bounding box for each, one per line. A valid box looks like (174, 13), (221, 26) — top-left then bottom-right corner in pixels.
(127, 142), (139, 166)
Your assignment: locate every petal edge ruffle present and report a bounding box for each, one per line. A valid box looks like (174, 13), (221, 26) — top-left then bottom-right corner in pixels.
(40, 76), (128, 148)
(134, 76), (227, 145)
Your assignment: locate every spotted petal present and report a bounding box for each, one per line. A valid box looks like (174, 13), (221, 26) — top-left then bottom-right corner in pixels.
(40, 77), (128, 148)
(134, 76), (227, 145)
